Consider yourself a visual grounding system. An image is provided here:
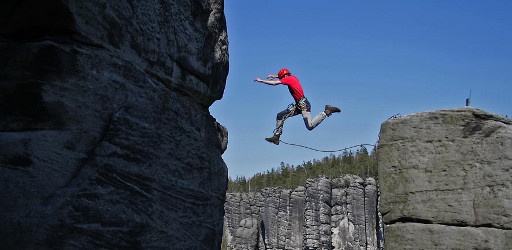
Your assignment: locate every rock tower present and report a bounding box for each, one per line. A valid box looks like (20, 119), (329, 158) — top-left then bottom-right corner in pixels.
(0, 0), (228, 248)
(378, 107), (512, 249)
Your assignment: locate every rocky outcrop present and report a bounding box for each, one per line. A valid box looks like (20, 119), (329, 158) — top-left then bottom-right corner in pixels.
(0, 0), (228, 249)
(378, 107), (512, 249)
(223, 176), (383, 250)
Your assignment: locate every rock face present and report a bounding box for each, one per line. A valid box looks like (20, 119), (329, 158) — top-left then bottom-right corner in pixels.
(378, 107), (512, 249)
(0, 0), (228, 249)
(223, 176), (384, 250)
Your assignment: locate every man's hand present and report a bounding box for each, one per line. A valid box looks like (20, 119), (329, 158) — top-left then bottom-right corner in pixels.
(254, 77), (281, 85)
(266, 75), (278, 80)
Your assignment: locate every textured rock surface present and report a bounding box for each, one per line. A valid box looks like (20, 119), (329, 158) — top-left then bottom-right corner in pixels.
(385, 223), (512, 250)
(223, 176), (383, 250)
(378, 107), (512, 249)
(304, 177), (332, 249)
(235, 218), (260, 250)
(0, 0), (228, 249)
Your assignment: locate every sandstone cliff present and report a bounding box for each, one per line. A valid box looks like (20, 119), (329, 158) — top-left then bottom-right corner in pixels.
(378, 107), (512, 249)
(223, 176), (384, 250)
(0, 0), (228, 249)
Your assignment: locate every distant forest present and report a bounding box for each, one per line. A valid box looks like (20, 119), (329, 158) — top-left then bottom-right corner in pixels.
(227, 146), (378, 193)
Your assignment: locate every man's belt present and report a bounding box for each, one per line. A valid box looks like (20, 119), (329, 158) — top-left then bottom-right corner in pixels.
(296, 96), (308, 110)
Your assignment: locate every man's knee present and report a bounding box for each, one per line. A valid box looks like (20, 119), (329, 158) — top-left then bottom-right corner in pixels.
(277, 110), (291, 120)
(303, 118), (315, 131)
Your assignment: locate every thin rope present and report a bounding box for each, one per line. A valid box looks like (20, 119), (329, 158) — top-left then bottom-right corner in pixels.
(277, 113), (402, 153)
(279, 140), (375, 153)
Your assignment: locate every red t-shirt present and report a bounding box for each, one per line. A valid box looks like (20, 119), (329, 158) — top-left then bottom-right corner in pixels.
(280, 75), (304, 101)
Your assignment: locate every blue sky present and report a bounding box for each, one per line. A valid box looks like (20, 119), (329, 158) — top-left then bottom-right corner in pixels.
(210, 0), (512, 179)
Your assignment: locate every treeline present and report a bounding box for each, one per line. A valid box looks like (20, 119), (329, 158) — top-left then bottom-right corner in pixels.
(227, 146), (377, 193)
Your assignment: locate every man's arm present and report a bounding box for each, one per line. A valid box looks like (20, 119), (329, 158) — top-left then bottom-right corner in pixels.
(254, 78), (281, 85)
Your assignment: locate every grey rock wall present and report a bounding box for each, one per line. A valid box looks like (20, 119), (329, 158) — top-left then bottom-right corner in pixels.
(0, 0), (228, 249)
(378, 107), (512, 249)
(223, 176), (383, 250)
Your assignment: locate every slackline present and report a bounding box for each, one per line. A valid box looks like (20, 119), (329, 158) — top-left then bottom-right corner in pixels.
(279, 140), (375, 153)
(275, 113), (400, 152)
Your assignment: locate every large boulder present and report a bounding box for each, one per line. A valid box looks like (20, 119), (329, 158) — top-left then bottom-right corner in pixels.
(378, 107), (512, 249)
(0, 0), (228, 249)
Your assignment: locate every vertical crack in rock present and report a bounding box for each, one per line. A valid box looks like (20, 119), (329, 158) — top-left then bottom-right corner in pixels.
(376, 189), (385, 249)
(363, 181), (368, 249)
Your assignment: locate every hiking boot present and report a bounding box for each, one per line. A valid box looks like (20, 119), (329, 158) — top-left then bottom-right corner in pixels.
(324, 105), (341, 116)
(265, 134), (280, 145)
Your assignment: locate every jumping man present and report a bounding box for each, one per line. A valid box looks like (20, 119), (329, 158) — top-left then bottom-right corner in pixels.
(254, 68), (341, 145)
